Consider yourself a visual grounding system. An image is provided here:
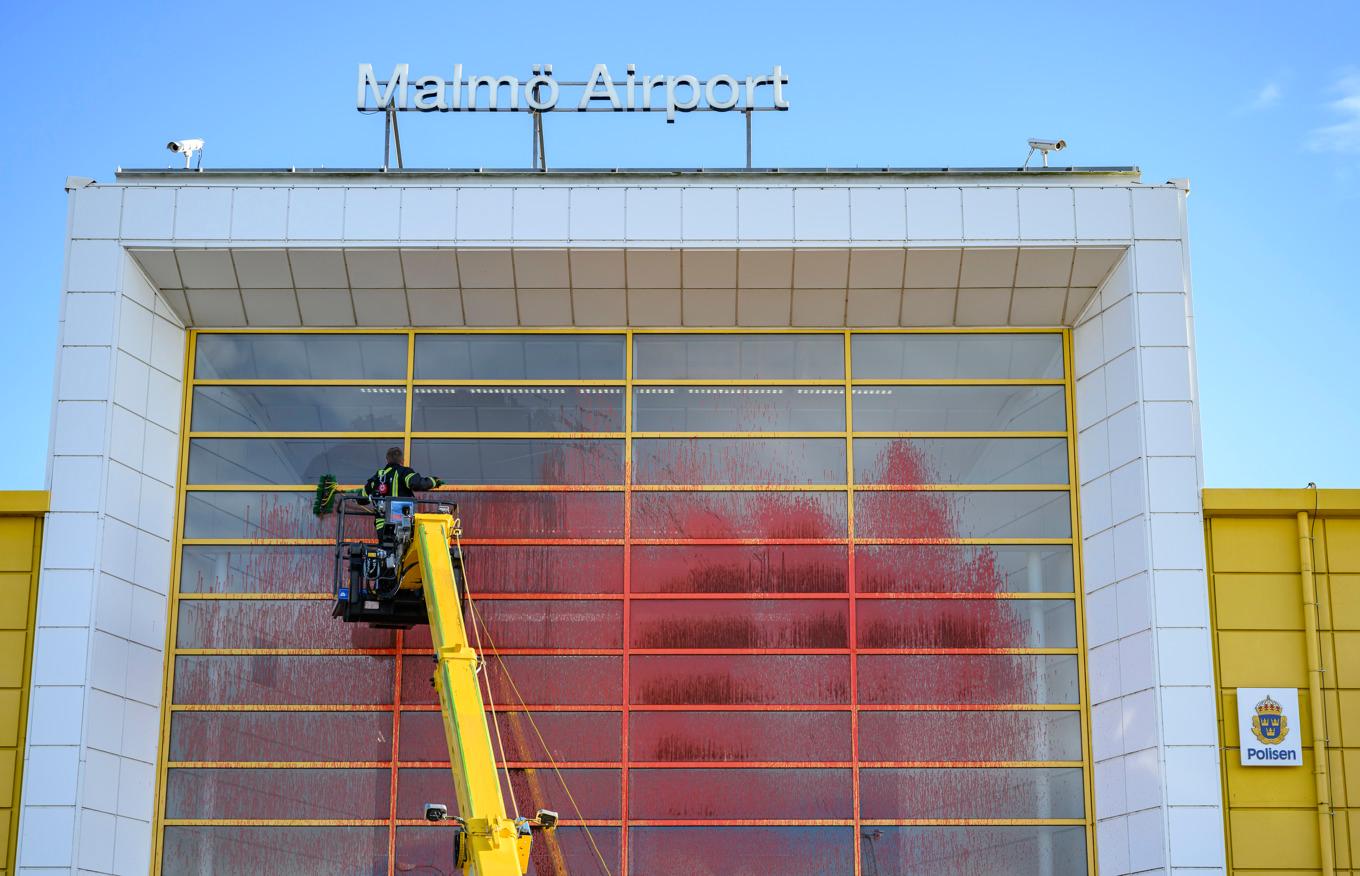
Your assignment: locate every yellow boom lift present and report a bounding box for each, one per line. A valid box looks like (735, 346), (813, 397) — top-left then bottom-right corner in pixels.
(330, 494), (558, 875)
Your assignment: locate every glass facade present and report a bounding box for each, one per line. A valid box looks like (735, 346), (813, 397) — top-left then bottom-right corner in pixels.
(160, 329), (1091, 875)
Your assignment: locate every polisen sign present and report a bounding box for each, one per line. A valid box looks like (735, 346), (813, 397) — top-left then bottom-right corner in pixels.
(1237, 688), (1303, 766)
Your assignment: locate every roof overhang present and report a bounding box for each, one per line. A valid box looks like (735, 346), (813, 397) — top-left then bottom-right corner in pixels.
(130, 245), (1125, 329)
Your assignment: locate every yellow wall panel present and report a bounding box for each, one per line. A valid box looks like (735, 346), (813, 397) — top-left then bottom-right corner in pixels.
(0, 520), (33, 573)
(1214, 573), (1307, 630)
(0, 692), (17, 748)
(1206, 492), (1360, 875)
(1334, 633), (1360, 689)
(1338, 750), (1360, 810)
(0, 752), (12, 808)
(1326, 520), (1360, 571)
(1218, 630), (1309, 688)
(1230, 809), (1323, 868)
(1329, 575), (1360, 630)
(1226, 751), (1321, 806)
(1349, 810), (1360, 867)
(1211, 519), (1301, 573)
(0, 635), (24, 690)
(0, 575), (30, 631)
(0, 493), (43, 876)
(1341, 692), (1360, 748)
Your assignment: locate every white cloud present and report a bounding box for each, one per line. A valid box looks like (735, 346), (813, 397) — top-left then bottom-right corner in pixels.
(1308, 73), (1360, 154)
(1250, 82), (1282, 110)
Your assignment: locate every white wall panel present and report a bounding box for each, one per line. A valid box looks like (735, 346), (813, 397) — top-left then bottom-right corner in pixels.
(230, 187), (289, 240)
(287, 187), (346, 240)
(961, 187), (1019, 239)
(173, 187), (232, 240)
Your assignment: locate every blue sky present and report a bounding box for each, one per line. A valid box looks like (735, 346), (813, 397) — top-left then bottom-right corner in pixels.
(2, 1), (1357, 490)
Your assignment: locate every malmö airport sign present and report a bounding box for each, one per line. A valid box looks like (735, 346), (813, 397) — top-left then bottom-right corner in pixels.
(20, 122), (1240, 874)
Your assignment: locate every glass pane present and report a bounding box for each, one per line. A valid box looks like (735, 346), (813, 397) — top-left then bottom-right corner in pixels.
(865, 826), (1087, 876)
(632, 492), (847, 539)
(856, 598), (1077, 648)
(188, 437), (395, 485)
(634, 334), (845, 379)
(630, 826), (853, 876)
(629, 768), (851, 819)
(630, 599), (848, 649)
(851, 385), (1067, 431)
(461, 546), (623, 594)
(399, 710), (620, 762)
(176, 599), (395, 650)
(406, 599), (621, 650)
(184, 491), (370, 540)
(855, 545), (1074, 593)
(194, 333), (407, 380)
(875, 827), (1088, 876)
(859, 711), (1082, 762)
(433, 491), (623, 539)
(860, 766), (1084, 819)
(410, 438), (624, 485)
(857, 655), (1080, 704)
(634, 386), (845, 431)
(630, 655), (850, 705)
(165, 767), (390, 819)
(633, 438), (846, 485)
(396, 767), (620, 819)
(630, 711), (852, 762)
(854, 438), (1068, 485)
(412, 386), (623, 432)
(164, 826), (389, 876)
(631, 545), (848, 594)
(401, 656), (621, 706)
(180, 545), (334, 594)
(414, 334), (625, 379)
(190, 386), (407, 432)
(397, 826), (621, 876)
(851, 333), (1064, 379)
(855, 491), (1072, 538)
(169, 711), (393, 762)
(174, 655), (394, 705)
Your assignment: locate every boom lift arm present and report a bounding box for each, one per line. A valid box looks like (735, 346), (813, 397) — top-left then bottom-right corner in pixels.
(332, 498), (556, 875)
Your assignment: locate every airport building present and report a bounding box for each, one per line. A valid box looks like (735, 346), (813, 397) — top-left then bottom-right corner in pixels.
(8, 164), (1354, 875)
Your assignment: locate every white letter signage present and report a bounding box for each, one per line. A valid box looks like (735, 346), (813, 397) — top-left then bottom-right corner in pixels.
(357, 63), (789, 122)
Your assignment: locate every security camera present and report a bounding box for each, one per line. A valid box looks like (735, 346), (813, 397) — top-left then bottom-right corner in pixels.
(424, 803), (449, 823)
(1023, 138), (1067, 169)
(166, 138), (205, 169)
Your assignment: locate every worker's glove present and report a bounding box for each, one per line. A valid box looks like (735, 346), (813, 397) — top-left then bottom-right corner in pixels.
(431, 477), (445, 488)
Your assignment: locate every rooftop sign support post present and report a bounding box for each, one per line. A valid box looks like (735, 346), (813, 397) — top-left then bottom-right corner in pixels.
(381, 105), (405, 170)
(356, 63), (789, 168)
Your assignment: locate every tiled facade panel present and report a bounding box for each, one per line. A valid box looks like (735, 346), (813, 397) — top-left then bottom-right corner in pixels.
(23, 198), (185, 875)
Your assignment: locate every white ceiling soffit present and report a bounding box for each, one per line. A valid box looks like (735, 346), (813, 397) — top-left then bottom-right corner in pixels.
(131, 246), (1124, 329)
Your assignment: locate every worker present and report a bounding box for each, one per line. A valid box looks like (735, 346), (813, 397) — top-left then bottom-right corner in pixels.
(364, 446), (445, 542)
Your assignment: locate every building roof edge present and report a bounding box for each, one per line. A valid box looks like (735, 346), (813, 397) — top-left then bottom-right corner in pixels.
(1202, 488), (1360, 519)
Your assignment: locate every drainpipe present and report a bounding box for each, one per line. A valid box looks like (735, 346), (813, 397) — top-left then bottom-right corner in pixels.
(1296, 510), (1335, 876)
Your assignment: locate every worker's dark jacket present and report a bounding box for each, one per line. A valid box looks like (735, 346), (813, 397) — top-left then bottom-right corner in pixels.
(364, 465), (441, 531)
